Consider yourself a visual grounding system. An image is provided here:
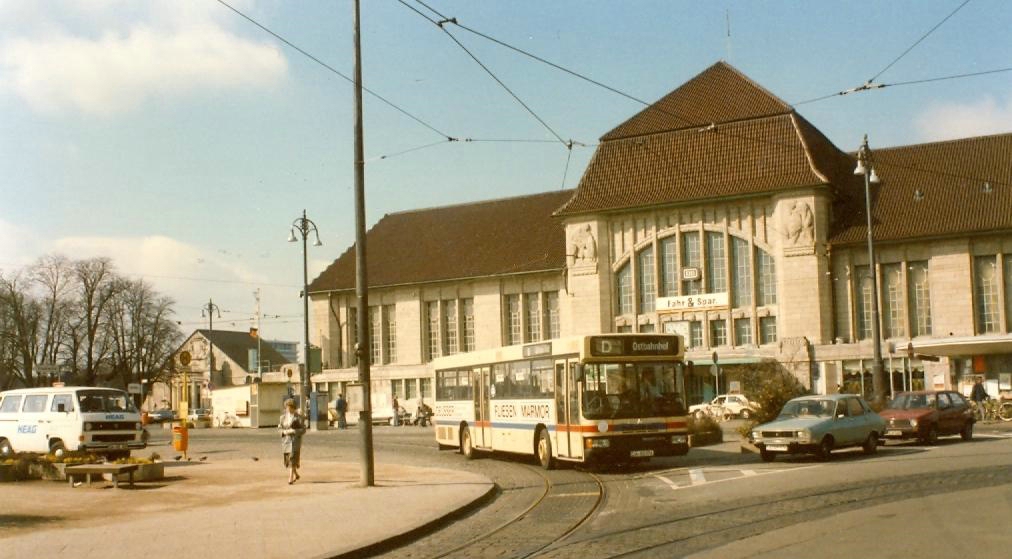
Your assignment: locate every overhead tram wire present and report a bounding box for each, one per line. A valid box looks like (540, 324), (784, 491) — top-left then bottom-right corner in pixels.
(868, 0), (972, 85)
(792, 66), (1012, 107)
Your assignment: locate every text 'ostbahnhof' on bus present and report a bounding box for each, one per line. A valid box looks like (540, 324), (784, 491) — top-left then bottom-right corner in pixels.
(305, 61), (1012, 417)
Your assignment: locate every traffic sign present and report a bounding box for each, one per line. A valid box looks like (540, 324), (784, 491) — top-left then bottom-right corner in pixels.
(127, 383), (142, 394)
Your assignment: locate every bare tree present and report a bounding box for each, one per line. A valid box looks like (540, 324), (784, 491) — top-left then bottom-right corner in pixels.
(108, 278), (182, 391)
(0, 271), (42, 388)
(63, 258), (121, 385)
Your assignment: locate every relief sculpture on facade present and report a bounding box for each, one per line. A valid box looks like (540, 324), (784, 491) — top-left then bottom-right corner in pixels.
(567, 224), (598, 273)
(783, 200), (815, 256)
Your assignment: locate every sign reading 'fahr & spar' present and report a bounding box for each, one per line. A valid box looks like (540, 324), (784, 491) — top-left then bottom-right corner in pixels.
(656, 292), (729, 312)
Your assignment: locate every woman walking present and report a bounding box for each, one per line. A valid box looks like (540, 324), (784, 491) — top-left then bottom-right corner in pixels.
(279, 398), (306, 484)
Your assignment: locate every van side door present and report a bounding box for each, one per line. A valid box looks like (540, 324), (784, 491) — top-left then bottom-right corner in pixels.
(49, 393), (78, 450)
(20, 394), (50, 452)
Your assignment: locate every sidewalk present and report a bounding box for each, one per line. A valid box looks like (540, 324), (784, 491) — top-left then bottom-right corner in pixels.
(0, 458), (495, 559)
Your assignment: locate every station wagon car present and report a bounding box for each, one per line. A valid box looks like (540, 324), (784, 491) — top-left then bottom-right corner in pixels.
(750, 394), (885, 462)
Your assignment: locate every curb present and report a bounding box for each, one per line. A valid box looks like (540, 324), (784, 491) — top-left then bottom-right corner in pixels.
(324, 482), (500, 559)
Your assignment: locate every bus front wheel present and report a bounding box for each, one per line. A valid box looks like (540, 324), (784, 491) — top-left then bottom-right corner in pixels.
(536, 428), (555, 470)
(460, 427), (475, 460)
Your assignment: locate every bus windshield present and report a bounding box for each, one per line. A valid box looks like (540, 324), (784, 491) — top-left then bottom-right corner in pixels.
(581, 362), (685, 419)
(77, 390), (136, 413)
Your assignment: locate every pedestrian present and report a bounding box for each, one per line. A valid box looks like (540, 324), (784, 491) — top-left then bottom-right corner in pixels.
(278, 398), (306, 484)
(392, 395), (401, 426)
(335, 393), (348, 429)
(971, 377), (989, 421)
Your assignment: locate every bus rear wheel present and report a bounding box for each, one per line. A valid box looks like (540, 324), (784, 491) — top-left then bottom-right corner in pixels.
(536, 428), (555, 470)
(460, 427), (475, 460)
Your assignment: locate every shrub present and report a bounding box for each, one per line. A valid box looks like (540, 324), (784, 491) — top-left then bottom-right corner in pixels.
(737, 359), (810, 438)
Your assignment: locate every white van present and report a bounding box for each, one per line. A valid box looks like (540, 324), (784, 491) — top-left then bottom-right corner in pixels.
(0, 387), (146, 459)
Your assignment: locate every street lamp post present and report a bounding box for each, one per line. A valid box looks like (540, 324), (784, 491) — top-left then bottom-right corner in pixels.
(289, 209), (322, 420)
(854, 134), (886, 408)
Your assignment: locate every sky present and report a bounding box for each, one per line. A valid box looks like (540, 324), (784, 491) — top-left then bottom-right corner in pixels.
(2, 0), (1011, 358)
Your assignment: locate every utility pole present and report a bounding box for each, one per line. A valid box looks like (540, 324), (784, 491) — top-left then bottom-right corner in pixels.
(254, 289), (263, 377)
(202, 299), (221, 408)
(353, 0), (375, 487)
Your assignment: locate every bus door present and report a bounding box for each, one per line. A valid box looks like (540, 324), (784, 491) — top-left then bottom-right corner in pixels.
(554, 359), (584, 459)
(475, 367), (492, 449)
(567, 360), (584, 459)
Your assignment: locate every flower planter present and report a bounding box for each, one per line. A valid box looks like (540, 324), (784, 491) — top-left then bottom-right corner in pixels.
(103, 462), (164, 483)
(0, 463), (21, 482)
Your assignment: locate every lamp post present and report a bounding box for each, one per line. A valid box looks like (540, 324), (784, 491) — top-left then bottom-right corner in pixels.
(289, 209), (322, 419)
(854, 134), (886, 408)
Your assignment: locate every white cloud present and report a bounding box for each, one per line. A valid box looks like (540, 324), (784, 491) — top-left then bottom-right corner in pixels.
(0, 1), (286, 115)
(914, 94), (1012, 142)
(0, 218), (40, 272)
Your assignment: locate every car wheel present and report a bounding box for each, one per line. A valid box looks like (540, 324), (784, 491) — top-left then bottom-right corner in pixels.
(536, 428), (555, 470)
(759, 449), (775, 462)
(816, 437), (833, 461)
(862, 433), (878, 455)
(49, 440), (66, 458)
(960, 422), (973, 441)
(740, 409), (751, 420)
(694, 410), (705, 420)
(0, 438), (14, 457)
(922, 425), (939, 445)
(460, 426), (475, 460)
(722, 411), (733, 421)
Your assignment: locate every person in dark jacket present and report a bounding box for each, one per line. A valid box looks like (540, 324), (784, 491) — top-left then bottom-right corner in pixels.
(971, 378), (989, 420)
(279, 398), (306, 484)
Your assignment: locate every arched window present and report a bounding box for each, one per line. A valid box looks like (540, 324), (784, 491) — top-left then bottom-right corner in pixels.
(616, 263), (633, 315)
(638, 248), (656, 312)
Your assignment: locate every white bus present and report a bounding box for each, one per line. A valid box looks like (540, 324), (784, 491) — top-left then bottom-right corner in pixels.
(433, 334), (689, 469)
(0, 386), (146, 459)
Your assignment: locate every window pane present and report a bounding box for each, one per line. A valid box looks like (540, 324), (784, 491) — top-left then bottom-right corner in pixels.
(710, 319), (727, 347)
(427, 301), (440, 360)
(1005, 256), (1012, 332)
(732, 237), (752, 307)
(756, 248), (777, 305)
(462, 298), (475, 352)
(689, 321), (703, 348)
(881, 263), (904, 338)
(420, 378), (433, 399)
(616, 264), (633, 315)
(706, 232), (726, 294)
(444, 299), (458, 355)
(682, 232), (701, 295)
(660, 237), (678, 296)
(506, 294), (522, 345)
(734, 317), (752, 345)
(525, 293), (541, 342)
(760, 316), (777, 344)
(383, 305), (397, 363)
(974, 256), (999, 333)
(544, 291), (560, 339)
(854, 265), (873, 340)
(405, 379), (417, 400)
(369, 306), (382, 365)
(638, 248), (656, 312)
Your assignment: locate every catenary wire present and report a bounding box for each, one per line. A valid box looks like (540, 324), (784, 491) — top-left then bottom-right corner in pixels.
(868, 0), (972, 84)
(792, 66), (1012, 106)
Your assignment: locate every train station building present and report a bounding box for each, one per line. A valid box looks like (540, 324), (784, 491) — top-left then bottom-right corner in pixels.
(307, 61), (1012, 412)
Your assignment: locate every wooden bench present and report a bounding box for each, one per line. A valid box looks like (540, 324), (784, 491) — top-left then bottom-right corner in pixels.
(65, 464), (139, 489)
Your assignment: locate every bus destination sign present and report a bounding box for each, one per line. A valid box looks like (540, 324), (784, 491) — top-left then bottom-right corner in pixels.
(589, 335), (681, 357)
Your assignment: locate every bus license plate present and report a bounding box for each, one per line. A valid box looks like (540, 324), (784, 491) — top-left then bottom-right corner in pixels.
(630, 450), (654, 458)
(766, 444), (788, 452)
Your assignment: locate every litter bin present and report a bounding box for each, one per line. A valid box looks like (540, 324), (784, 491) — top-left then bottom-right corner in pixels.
(172, 424), (188, 452)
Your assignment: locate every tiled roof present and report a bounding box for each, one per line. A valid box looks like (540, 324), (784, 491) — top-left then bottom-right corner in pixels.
(308, 190), (574, 293)
(556, 113), (852, 216)
(829, 133), (1012, 244)
(198, 329), (291, 372)
(601, 61), (791, 141)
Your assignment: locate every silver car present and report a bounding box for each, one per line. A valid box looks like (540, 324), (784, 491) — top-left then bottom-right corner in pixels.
(750, 394), (885, 462)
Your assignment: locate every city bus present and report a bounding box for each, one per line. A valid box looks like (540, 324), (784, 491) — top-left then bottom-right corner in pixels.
(433, 334), (689, 469)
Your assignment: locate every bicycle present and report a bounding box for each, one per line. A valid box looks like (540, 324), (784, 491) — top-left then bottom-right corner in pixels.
(997, 399), (1012, 422)
(971, 398), (1012, 422)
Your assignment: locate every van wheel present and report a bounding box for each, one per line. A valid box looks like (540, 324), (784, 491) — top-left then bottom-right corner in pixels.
(49, 440), (66, 458)
(0, 438), (12, 457)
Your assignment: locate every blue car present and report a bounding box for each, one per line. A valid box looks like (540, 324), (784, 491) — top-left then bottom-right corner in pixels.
(750, 394), (885, 462)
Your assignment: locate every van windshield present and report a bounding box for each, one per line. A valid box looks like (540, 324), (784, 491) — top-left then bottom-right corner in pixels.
(77, 390), (136, 413)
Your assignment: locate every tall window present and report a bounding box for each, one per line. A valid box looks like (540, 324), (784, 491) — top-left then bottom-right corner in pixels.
(348, 308), (358, 366)
(855, 265), (874, 340)
(756, 248), (777, 306)
(908, 262), (931, 337)
(682, 232), (701, 295)
(544, 291), (560, 339)
(383, 305), (397, 363)
(506, 294), (522, 345)
(760, 316), (777, 344)
(525, 293), (541, 342)
(732, 238), (752, 307)
(462, 298), (475, 352)
(734, 317), (752, 345)
(391, 379), (404, 399)
(443, 299), (458, 355)
(975, 256), (999, 333)
(405, 379), (417, 399)
(420, 377), (433, 399)
(1005, 256), (1012, 332)
(689, 321), (703, 348)
(881, 264), (904, 338)
(616, 264), (633, 315)
(426, 301), (440, 360)
(660, 237), (678, 296)
(705, 232), (726, 294)
(369, 306), (382, 365)
(638, 248), (656, 312)
(710, 319), (727, 346)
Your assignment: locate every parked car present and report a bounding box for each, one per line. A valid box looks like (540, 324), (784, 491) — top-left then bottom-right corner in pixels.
(187, 408), (212, 428)
(879, 390), (974, 444)
(750, 394), (885, 462)
(148, 409), (176, 423)
(690, 394), (757, 420)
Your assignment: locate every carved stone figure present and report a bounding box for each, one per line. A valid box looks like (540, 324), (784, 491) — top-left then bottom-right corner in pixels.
(568, 224), (598, 265)
(785, 201), (814, 245)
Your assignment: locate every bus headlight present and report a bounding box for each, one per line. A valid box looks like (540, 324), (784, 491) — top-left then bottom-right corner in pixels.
(796, 430), (811, 443)
(585, 438), (610, 449)
(671, 435), (687, 444)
